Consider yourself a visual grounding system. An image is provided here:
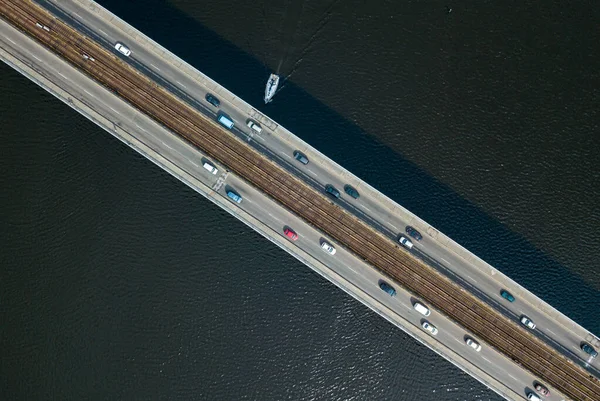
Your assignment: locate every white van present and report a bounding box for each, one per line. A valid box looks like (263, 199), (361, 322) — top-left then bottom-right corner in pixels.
(217, 113), (234, 129)
(203, 162), (218, 175)
(246, 119), (262, 134)
(413, 302), (431, 316)
(527, 392), (542, 401)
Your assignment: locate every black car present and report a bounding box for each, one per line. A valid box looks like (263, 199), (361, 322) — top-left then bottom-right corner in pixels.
(205, 93), (220, 107)
(325, 184), (340, 199)
(293, 150), (309, 165)
(581, 342), (598, 358)
(405, 226), (423, 241)
(344, 184), (360, 199)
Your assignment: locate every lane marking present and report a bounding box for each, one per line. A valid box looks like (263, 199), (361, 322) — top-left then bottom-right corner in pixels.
(481, 356), (491, 363)
(83, 89), (93, 97)
(388, 223), (398, 231)
(98, 28), (107, 36)
(308, 170), (318, 177)
(32, 54), (42, 62)
(72, 12), (82, 19)
(282, 153), (292, 159)
(256, 135), (265, 141)
(150, 63), (161, 71)
(57, 71), (67, 79)
(107, 106), (120, 115)
(546, 329), (556, 336)
(507, 374), (517, 381)
(441, 258), (450, 264)
(361, 205), (372, 213)
(466, 275), (477, 283)
(6, 37), (16, 45)
(135, 123), (147, 132)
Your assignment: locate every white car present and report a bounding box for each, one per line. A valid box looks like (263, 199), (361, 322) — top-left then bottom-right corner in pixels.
(520, 315), (536, 330)
(398, 236), (413, 250)
(466, 337), (482, 352)
(527, 392), (542, 401)
(320, 241), (336, 255)
(114, 42), (131, 57)
(413, 302), (431, 317)
(202, 161), (218, 175)
(421, 321), (438, 335)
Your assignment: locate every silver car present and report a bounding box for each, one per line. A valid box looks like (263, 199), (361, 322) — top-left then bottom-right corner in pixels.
(320, 241), (336, 255)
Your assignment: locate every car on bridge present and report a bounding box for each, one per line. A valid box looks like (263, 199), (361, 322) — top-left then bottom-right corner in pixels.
(226, 190), (242, 204)
(413, 302), (430, 316)
(246, 119), (262, 133)
(465, 337), (482, 352)
(344, 184), (360, 199)
(581, 342), (598, 358)
(324, 184), (340, 199)
(320, 240), (336, 255)
(520, 315), (536, 330)
(500, 289), (515, 302)
(527, 391), (542, 401)
(283, 227), (298, 241)
(379, 281), (396, 296)
(405, 226), (423, 241)
(114, 42), (131, 57)
(293, 150), (309, 165)
(421, 321), (438, 335)
(205, 93), (220, 108)
(534, 383), (550, 397)
(203, 161), (218, 175)
(398, 236), (413, 250)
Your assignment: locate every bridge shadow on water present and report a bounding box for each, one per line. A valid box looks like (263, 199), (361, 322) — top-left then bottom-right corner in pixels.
(96, 0), (599, 335)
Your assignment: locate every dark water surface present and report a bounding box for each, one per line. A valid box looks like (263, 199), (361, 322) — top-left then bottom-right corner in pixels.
(1, 0), (599, 400)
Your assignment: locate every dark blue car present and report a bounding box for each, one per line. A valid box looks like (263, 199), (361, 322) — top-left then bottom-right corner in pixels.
(405, 226), (423, 241)
(379, 281), (396, 296)
(581, 343), (598, 358)
(344, 184), (360, 199)
(325, 184), (340, 199)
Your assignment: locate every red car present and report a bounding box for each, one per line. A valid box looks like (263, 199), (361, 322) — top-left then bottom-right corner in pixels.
(534, 383), (550, 397)
(284, 227), (298, 241)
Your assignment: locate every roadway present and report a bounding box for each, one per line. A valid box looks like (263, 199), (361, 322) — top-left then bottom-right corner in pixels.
(40, 0), (599, 376)
(2, 2), (598, 399)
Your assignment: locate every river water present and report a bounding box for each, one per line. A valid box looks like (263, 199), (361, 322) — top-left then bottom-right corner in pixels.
(1, 0), (598, 400)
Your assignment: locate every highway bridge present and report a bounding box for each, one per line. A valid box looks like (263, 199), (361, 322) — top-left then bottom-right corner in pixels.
(1, 1), (598, 400)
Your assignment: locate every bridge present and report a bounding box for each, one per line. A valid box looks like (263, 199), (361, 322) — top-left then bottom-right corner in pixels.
(1, 1), (598, 400)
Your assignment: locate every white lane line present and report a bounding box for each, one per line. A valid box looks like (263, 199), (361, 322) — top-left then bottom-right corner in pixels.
(256, 135), (265, 141)
(388, 223), (398, 231)
(98, 28), (108, 36)
(441, 258), (450, 264)
(481, 356), (491, 363)
(108, 106), (120, 115)
(150, 63), (161, 71)
(507, 374), (518, 381)
(361, 205), (372, 213)
(308, 170), (318, 177)
(57, 72), (68, 79)
(267, 213), (283, 223)
(32, 54), (42, 62)
(282, 153), (292, 159)
(161, 141), (173, 150)
(135, 123), (147, 132)
(176, 80), (187, 89)
(466, 275), (477, 283)
(83, 89), (93, 97)
(546, 329), (556, 336)
(6, 37), (16, 45)
(72, 12), (82, 19)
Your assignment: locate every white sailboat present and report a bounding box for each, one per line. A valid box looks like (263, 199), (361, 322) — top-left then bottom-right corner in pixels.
(264, 73), (280, 104)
